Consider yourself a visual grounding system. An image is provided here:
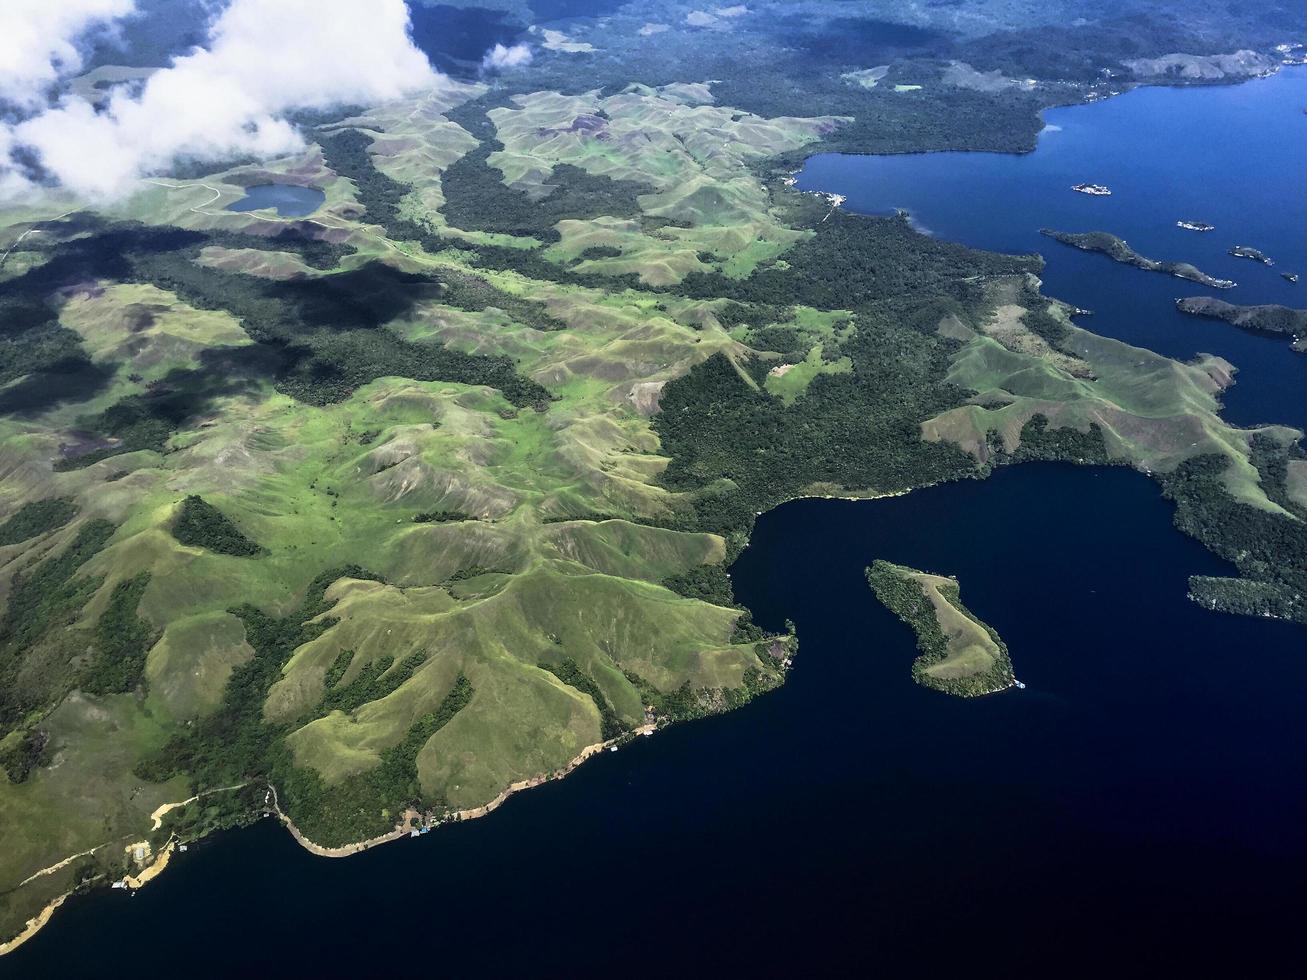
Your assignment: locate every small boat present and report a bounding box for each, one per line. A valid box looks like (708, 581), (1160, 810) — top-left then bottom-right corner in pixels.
(1072, 183), (1111, 196)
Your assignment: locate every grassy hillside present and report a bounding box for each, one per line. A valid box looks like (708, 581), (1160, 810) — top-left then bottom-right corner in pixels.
(1, 3), (1304, 941)
(866, 561), (1016, 697)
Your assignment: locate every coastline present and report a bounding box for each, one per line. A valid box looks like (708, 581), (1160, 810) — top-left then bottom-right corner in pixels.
(272, 722), (658, 857)
(2, 722), (660, 954)
(0, 894), (68, 957)
(5, 51), (1302, 974)
(0, 838), (177, 957)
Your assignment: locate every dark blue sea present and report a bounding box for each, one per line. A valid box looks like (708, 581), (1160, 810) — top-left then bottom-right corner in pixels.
(10, 71), (1307, 980)
(799, 66), (1307, 432)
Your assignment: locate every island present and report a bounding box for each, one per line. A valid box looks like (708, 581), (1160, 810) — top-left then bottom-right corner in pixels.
(1176, 297), (1307, 352)
(1177, 220), (1215, 232)
(1041, 229), (1236, 288)
(1072, 183), (1112, 196)
(866, 561), (1017, 697)
(1230, 245), (1274, 265)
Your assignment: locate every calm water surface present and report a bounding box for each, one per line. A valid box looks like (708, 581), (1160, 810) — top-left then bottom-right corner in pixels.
(12, 467), (1307, 977)
(11, 72), (1307, 979)
(800, 66), (1307, 431)
(225, 183), (324, 218)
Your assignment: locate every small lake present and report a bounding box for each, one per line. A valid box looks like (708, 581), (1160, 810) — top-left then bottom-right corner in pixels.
(225, 183), (325, 218)
(799, 66), (1307, 433)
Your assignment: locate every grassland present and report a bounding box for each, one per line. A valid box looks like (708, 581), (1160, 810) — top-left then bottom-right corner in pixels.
(921, 279), (1300, 515)
(2, 21), (1305, 947)
(866, 560), (1015, 696)
(0, 81), (807, 940)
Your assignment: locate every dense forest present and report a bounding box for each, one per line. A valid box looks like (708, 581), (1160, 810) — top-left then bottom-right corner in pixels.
(171, 495), (263, 557)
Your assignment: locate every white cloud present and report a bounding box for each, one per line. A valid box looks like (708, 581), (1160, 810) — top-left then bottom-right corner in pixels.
(714, 5), (750, 17)
(481, 42), (532, 72)
(3, 0), (440, 201)
(0, 0), (136, 110)
(685, 11), (717, 27)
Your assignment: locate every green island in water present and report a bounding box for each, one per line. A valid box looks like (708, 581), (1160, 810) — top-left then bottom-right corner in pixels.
(866, 561), (1016, 697)
(0, 0), (1305, 957)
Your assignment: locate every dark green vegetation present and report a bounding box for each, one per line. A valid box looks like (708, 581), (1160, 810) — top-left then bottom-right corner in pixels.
(315, 126), (624, 292)
(5, 221), (553, 468)
(1007, 416), (1111, 465)
(4, 2), (1306, 947)
(953, 9), (1288, 82)
(81, 574), (155, 696)
(442, 145), (652, 242)
(171, 496), (262, 557)
(866, 561), (1015, 697)
(1040, 229), (1235, 288)
(685, 212), (1039, 310)
(134, 566), (381, 788)
(124, 234), (553, 408)
(539, 658), (626, 741)
(662, 563), (735, 608)
(277, 675), (474, 847)
(413, 511), (471, 524)
(649, 215), (1041, 539)
(0, 498), (77, 546)
(0, 728), (49, 784)
(128, 568), (477, 844)
(318, 651), (429, 716)
(622, 665), (781, 724)
(0, 520), (115, 730)
(1162, 451), (1307, 625)
(52, 389), (205, 471)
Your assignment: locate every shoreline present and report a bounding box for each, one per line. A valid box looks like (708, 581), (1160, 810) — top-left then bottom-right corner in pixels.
(0, 894), (68, 957)
(0, 838), (177, 958)
(272, 722), (658, 857)
(2, 723), (659, 954)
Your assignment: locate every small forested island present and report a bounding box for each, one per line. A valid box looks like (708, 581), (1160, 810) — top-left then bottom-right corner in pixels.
(1041, 229), (1236, 288)
(1230, 245), (1274, 265)
(1176, 297), (1307, 352)
(866, 561), (1017, 697)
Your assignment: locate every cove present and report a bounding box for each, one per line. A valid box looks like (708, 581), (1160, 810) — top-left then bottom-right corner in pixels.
(798, 67), (1307, 434)
(10, 466), (1307, 976)
(225, 183), (325, 218)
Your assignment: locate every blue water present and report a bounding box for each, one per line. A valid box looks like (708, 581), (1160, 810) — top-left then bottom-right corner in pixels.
(225, 184), (325, 218)
(799, 67), (1307, 432)
(10, 466), (1307, 977)
(11, 71), (1307, 979)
